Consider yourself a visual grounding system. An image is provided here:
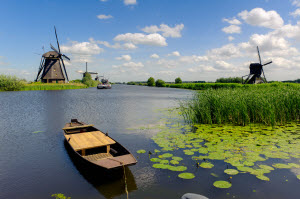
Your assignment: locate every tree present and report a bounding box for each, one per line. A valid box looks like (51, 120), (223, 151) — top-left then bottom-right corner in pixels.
(155, 79), (165, 87)
(175, 77), (182, 84)
(147, 77), (155, 86)
(82, 72), (93, 87)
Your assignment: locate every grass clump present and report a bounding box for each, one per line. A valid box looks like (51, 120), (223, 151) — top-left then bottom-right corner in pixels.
(0, 74), (25, 91)
(22, 82), (87, 91)
(180, 84), (300, 126)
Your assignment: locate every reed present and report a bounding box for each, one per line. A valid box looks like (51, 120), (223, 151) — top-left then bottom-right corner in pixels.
(180, 84), (300, 126)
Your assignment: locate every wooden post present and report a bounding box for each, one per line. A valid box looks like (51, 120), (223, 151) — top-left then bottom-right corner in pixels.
(107, 145), (110, 154)
(82, 149), (85, 156)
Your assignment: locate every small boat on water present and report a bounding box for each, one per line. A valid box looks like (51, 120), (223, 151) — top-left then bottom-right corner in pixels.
(63, 119), (137, 169)
(97, 77), (111, 89)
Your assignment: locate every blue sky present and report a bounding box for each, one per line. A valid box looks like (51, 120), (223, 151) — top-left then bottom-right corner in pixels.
(1, 0), (300, 82)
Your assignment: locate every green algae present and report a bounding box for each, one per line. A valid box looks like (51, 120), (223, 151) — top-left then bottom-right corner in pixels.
(178, 173), (195, 179)
(213, 181), (232, 188)
(224, 169), (239, 175)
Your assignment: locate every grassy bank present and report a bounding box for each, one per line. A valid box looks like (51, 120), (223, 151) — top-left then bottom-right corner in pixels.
(167, 82), (299, 90)
(180, 84), (300, 126)
(22, 83), (87, 91)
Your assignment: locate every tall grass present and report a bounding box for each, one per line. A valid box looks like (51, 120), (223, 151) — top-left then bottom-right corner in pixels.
(180, 84), (300, 126)
(22, 83), (87, 91)
(0, 75), (25, 91)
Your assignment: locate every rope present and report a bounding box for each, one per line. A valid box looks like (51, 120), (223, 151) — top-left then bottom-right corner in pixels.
(107, 158), (129, 199)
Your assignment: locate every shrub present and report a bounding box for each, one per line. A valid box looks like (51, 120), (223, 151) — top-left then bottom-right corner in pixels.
(0, 74), (25, 91)
(216, 77), (243, 83)
(155, 79), (166, 87)
(175, 77), (182, 84)
(147, 77), (155, 86)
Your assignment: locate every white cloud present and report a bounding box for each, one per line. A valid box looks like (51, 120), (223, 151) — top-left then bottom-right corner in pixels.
(114, 33), (167, 46)
(290, 9), (300, 17)
(168, 51), (180, 57)
(150, 54), (159, 59)
(215, 60), (232, 69)
(96, 41), (137, 50)
(292, 0), (300, 7)
(142, 24), (184, 38)
(228, 36), (235, 41)
(156, 59), (179, 69)
(222, 18), (242, 25)
(238, 8), (284, 29)
(179, 55), (208, 63)
(112, 61), (144, 71)
(222, 25), (241, 34)
(116, 55), (132, 61)
(97, 14), (113, 20)
(124, 0), (137, 5)
(208, 44), (241, 60)
(61, 41), (103, 55)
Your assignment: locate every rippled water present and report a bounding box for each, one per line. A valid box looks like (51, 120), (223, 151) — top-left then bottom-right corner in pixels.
(0, 85), (299, 199)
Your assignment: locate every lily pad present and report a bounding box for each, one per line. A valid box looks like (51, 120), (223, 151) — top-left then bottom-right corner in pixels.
(200, 162), (214, 169)
(137, 150), (146, 154)
(160, 160), (169, 164)
(213, 181), (232, 188)
(169, 166), (187, 171)
(170, 160), (179, 165)
(154, 149), (161, 153)
(150, 158), (161, 162)
(161, 153), (173, 158)
(211, 173), (219, 177)
(258, 165), (274, 171)
(172, 156), (183, 161)
(256, 175), (270, 181)
(152, 164), (169, 169)
(272, 163), (293, 169)
(297, 175), (300, 180)
(178, 172), (195, 179)
(224, 169), (239, 175)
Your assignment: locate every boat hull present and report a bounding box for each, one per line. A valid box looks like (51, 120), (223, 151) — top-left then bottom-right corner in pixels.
(97, 84), (111, 89)
(63, 120), (137, 170)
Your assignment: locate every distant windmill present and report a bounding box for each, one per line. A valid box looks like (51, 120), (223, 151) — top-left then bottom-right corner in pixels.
(35, 26), (70, 83)
(76, 62), (98, 80)
(242, 46), (272, 84)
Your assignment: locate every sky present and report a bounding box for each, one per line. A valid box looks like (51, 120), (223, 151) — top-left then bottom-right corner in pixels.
(0, 0), (300, 82)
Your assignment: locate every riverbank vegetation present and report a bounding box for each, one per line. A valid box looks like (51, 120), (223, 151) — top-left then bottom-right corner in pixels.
(180, 84), (300, 126)
(22, 82), (87, 91)
(0, 74), (26, 91)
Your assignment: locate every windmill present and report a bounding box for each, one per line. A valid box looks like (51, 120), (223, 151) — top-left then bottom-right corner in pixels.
(35, 26), (70, 83)
(76, 62), (98, 80)
(242, 46), (272, 84)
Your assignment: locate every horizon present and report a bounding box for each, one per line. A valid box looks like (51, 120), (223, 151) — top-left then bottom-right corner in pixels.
(1, 0), (300, 82)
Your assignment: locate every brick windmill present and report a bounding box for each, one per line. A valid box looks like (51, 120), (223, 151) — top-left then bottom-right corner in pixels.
(35, 26), (70, 83)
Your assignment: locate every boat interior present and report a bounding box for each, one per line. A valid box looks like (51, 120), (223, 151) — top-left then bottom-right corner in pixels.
(63, 122), (131, 163)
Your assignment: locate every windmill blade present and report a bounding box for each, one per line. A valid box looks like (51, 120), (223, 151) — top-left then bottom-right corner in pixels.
(262, 68), (267, 83)
(50, 43), (59, 54)
(61, 58), (69, 82)
(257, 46), (262, 65)
(54, 26), (61, 54)
(35, 57), (45, 81)
(62, 54), (70, 61)
(262, 61), (272, 66)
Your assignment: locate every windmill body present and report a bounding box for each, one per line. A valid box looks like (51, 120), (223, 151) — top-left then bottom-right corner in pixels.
(39, 51), (65, 83)
(35, 26), (70, 83)
(242, 47), (272, 84)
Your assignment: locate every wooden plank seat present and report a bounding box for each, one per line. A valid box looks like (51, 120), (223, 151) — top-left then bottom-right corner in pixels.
(84, 153), (113, 162)
(64, 131), (116, 151)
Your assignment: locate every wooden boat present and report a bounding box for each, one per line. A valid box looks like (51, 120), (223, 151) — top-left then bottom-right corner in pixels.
(63, 119), (137, 169)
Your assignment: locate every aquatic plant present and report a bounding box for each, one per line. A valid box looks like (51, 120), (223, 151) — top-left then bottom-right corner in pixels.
(213, 181), (232, 188)
(51, 193), (71, 199)
(224, 169), (239, 175)
(178, 173), (195, 179)
(180, 84), (300, 126)
(137, 150), (146, 154)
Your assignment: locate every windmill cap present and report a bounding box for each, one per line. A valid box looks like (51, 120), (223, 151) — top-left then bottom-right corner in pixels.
(42, 51), (60, 58)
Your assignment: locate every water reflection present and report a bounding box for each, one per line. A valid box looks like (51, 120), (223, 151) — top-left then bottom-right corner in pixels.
(64, 141), (137, 199)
